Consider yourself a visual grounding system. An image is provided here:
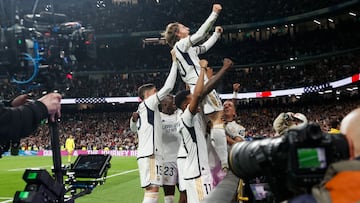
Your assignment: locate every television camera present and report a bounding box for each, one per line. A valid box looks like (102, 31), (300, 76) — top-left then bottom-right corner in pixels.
(228, 122), (351, 202)
(0, 9), (96, 92)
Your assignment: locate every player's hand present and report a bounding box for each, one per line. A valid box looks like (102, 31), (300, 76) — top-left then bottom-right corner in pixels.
(215, 26), (223, 34)
(199, 59), (208, 68)
(132, 112), (139, 122)
(233, 83), (240, 92)
(170, 48), (176, 62)
(206, 66), (214, 78)
(213, 4), (222, 14)
(38, 93), (62, 122)
(223, 58), (233, 70)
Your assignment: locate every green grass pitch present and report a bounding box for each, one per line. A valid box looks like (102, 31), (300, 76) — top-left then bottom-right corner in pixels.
(0, 156), (179, 203)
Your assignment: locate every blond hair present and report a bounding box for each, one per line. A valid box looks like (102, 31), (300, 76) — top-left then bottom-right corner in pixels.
(162, 22), (180, 48)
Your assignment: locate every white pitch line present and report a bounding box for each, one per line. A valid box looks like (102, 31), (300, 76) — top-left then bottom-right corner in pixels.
(106, 169), (138, 178)
(0, 200), (12, 203)
(0, 168), (138, 202)
(0, 198), (13, 203)
(7, 165), (52, 172)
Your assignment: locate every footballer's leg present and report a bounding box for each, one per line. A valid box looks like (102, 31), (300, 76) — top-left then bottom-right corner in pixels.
(163, 185), (175, 203)
(163, 162), (178, 203)
(207, 110), (229, 170)
(143, 185), (160, 203)
(177, 157), (187, 203)
(138, 155), (163, 203)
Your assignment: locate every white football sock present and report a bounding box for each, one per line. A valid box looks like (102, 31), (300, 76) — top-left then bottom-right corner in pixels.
(164, 195), (174, 203)
(142, 191), (159, 203)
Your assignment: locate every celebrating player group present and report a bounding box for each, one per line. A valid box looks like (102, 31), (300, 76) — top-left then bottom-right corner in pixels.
(131, 4), (239, 203)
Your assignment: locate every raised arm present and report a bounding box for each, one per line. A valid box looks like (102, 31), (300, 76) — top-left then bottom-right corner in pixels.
(157, 49), (178, 100)
(232, 83), (240, 103)
(201, 58), (233, 97)
(196, 26), (223, 55)
(188, 59), (207, 114)
(189, 4), (222, 46)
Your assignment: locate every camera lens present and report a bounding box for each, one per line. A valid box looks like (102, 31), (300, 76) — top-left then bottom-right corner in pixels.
(229, 136), (285, 178)
(306, 122), (322, 140)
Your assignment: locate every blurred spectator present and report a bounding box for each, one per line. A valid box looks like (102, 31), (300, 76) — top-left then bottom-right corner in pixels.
(328, 118), (341, 134)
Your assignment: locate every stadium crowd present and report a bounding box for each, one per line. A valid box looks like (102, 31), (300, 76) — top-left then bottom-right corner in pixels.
(1, 0), (358, 99)
(54, 0), (350, 34)
(69, 18), (360, 96)
(0, 49), (359, 99)
(94, 18), (360, 71)
(19, 111), (136, 151)
(17, 95), (359, 151)
(67, 51), (360, 98)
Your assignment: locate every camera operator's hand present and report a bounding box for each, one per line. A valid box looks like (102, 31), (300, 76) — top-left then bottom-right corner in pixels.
(10, 94), (30, 107)
(38, 93), (62, 122)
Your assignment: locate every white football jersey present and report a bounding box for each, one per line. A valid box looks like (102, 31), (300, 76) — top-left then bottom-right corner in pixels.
(174, 12), (223, 114)
(135, 62), (178, 158)
(160, 109), (182, 162)
(136, 96), (163, 158)
(178, 108), (211, 180)
(174, 11), (220, 87)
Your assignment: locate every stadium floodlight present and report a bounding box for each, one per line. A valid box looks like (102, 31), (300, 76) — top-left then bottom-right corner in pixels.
(324, 90), (333, 94)
(313, 20), (321, 25)
(349, 12), (357, 17)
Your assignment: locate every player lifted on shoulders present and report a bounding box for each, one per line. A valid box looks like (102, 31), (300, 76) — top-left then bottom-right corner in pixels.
(163, 4), (222, 88)
(163, 3), (229, 175)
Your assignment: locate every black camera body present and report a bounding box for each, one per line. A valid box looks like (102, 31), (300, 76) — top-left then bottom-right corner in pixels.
(13, 154), (112, 203)
(286, 123), (349, 189)
(229, 122), (350, 201)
